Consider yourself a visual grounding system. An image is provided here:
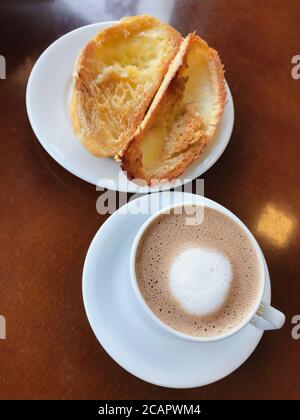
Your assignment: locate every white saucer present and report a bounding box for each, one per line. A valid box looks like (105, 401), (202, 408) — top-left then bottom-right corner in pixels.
(83, 192), (271, 388)
(26, 22), (234, 193)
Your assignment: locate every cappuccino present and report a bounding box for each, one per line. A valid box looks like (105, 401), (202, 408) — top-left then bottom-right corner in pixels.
(135, 206), (263, 337)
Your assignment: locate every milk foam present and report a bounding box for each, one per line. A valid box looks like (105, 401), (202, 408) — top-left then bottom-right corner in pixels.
(169, 247), (232, 316)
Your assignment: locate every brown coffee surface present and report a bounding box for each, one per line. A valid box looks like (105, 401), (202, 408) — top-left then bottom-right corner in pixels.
(135, 206), (263, 337)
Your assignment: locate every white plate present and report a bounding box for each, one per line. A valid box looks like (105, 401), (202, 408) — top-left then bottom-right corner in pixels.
(83, 192), (271, 388)
(26, 22), (234, 193)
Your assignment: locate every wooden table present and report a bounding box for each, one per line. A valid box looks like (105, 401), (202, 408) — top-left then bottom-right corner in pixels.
(1, 0), (299, 400)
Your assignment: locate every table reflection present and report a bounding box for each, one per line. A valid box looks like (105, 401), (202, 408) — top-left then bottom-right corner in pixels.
(255, 203), (296, 248)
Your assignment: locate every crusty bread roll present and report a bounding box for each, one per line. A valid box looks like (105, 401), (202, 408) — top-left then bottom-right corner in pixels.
(120, 34), (226, 184)
(70, 15), (182, 157)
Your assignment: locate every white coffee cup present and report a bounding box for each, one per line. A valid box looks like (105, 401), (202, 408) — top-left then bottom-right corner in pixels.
(130, 201), (285, 343)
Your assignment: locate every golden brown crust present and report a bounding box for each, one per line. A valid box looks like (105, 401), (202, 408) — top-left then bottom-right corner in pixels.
(204, 44), (227, 138)
(70, 15), (182, 157)
(120, 34), (226, 185)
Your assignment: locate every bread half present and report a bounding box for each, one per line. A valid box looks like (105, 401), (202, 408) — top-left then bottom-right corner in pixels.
(120, 34), (226, 184)
(70, 15), (182, 157)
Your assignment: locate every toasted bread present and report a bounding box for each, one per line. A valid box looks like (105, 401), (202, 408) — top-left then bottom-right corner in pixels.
(70, 15), (182, 157)
(120, 34), (226, 184)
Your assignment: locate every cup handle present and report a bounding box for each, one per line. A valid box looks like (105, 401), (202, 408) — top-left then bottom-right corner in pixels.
(250, 303), (285, 330)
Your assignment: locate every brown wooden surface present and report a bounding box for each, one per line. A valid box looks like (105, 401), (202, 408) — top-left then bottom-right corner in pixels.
(0, 0), (300, 400)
